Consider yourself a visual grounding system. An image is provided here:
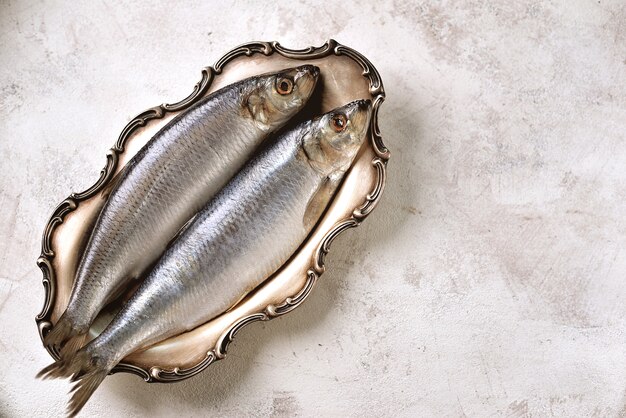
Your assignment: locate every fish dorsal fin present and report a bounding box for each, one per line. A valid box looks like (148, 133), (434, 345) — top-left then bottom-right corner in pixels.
(100, 165), (129, 201)
(303, 171), (343, 231)
(166, 213), (198, 250)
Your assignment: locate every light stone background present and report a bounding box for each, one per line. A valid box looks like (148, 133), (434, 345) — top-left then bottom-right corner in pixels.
(1, 1), (625, 417)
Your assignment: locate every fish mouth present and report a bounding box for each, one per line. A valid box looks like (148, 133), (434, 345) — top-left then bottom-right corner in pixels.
(292, 65), (320, 99)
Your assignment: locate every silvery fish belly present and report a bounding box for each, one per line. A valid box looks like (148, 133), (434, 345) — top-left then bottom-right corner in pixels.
(37, 99), (371, 417)
(44, 65), (320, 356)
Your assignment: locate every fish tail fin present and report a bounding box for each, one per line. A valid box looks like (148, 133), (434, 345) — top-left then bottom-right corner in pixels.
(43, 314), (86, 354)
(36, 357), (70, 380)
(37, 347), (111, 417)
(60, 332), (88, 360)
(66, 366), (108, 417)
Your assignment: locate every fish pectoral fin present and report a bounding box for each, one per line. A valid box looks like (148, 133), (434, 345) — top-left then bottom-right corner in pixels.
(245, 94), (270, 131)
(100, 164), (129, 201)
(225, 287), (254, 313)
(303, 172), (343, 231)
(166, 213), (198, 249)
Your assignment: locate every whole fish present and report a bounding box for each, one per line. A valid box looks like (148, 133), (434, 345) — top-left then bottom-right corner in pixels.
(44, 65), (320, 356)
(39, 99), (372, 416)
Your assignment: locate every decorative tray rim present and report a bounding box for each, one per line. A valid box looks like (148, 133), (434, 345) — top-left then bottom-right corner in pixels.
(35, 38), (389, 383)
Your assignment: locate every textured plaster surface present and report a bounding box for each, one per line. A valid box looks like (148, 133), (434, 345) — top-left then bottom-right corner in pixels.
(1, 1), (626, 417)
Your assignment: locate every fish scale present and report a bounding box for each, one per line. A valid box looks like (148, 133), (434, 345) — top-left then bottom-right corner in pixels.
(102, 123), (321, 355)
(43, 66), (319, 356)
(94, 99), (371, 363)
(38, 100), (371, 417)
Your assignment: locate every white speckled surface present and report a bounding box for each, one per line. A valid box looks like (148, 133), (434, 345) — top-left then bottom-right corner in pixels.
(1, 1), (625, 417)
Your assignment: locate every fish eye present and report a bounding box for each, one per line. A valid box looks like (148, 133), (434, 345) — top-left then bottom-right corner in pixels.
(276, 77), (293, 95)
(330, 114), (347, 132)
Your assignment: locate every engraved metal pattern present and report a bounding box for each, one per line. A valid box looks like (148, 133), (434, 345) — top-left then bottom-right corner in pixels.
(35, 39), (389, 382)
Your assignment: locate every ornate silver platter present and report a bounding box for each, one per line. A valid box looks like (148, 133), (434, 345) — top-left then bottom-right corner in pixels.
(36, 39), (388, 382)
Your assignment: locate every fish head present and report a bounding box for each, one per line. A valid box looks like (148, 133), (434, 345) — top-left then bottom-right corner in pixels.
(244, 65), (320, 131)
(303, 99), (372, 175)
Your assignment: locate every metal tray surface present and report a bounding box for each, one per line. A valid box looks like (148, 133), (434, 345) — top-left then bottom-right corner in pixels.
(36, 39), (388, 382)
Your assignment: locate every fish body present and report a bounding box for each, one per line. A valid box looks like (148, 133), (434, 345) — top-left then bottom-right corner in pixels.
(38, 99), (372, 416)
(45, 66), (319, 355)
